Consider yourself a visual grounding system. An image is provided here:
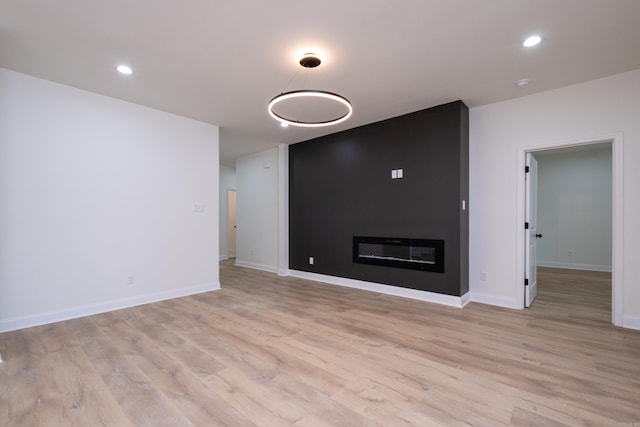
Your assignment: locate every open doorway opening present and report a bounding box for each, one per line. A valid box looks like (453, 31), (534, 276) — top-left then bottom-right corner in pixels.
(526, 143), (613, 320)
(521, 137), (622, 326)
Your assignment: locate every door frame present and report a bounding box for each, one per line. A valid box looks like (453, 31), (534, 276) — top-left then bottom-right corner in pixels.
(516, 133), (623, 326)
(226, 188), (237, 259)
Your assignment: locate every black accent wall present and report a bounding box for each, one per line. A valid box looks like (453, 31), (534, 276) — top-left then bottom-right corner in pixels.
(289, 100), (469, 296)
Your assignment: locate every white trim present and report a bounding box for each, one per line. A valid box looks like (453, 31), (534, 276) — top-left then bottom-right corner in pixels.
(460, 292), (471, 307)
(0, 282), (220, 333)
(516, 133), (624, 326)
(219, 255), (229, 261)
(234, 259), (278, 274)
(226, 187), (237, 259)
(612, 136), (624, 327)
(622, 315), (640, 331)
(537, 261), (612, 272)
(289, 270), (469, 308)
(470, 292), (520, 309)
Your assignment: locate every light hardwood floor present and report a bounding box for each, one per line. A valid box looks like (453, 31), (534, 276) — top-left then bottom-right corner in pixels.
(1, 263), (639, 426)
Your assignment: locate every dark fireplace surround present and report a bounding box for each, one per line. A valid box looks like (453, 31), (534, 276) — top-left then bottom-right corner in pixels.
(289, 100), (469, 297)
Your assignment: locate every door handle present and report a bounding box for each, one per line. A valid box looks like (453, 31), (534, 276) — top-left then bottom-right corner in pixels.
(535, 233), (542, 238)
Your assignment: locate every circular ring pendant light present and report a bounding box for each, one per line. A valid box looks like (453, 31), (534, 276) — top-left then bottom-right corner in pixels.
(268, 53), (353, 128)
(268, 90), (353, 128)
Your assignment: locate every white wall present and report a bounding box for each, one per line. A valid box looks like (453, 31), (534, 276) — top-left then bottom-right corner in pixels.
(235, 148), (279, 272)
(536, 146), (612, 271)
(469, 69), (640, 328)
(0, 68), (220, 332)
(219, 164), (237, 260)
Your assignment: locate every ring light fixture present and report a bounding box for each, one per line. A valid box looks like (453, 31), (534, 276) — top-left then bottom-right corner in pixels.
(268, 89), (353, 128)
(268, 52), (353, 128)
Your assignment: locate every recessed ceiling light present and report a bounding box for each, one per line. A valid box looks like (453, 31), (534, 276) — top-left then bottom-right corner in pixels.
(523, 35), (541, 47)
(516, 79), (530, 88)
(280, 122), (289, 128)
(117, 65), (133, 75)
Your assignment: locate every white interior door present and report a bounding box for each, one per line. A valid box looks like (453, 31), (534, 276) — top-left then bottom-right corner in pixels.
(525, 153), (539, 307)
(228, 189), (237, 258)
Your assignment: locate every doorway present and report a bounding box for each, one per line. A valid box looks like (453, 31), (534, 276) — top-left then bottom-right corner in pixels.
(228, 189), (237, 258)
(519, 134), (623, 325)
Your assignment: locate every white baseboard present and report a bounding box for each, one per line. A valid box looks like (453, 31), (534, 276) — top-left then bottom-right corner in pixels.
(288, 270), (469, 308)
(277, 268), (290, 277)
(219, 255), (229, 261)
(460, 292), (471, 307)
(623, 314), (640, 331)
(470, 292), (521, 309)
(234, 260), (278, 274)
(0, 282), (220, 333)
(537, 261), (612, 272)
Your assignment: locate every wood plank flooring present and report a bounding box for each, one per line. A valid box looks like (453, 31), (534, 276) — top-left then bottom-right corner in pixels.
(1, 263), (639, 426)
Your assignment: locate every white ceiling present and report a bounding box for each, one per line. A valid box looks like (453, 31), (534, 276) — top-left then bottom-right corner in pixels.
(2, 1), (639, 165)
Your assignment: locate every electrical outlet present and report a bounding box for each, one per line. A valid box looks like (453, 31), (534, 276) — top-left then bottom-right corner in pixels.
(309, 257), (314, 265)
(127, 275), (135, 285)
(480, 271), (487, 281)
(567, 249), (573, 256)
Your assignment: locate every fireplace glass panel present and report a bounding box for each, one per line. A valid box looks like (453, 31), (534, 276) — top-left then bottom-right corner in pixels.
(353, 236), (444, 272)
(358, 243), (435, 265)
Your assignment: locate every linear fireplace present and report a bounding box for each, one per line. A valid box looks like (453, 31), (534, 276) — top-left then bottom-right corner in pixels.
(353, 236), (444, 273)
